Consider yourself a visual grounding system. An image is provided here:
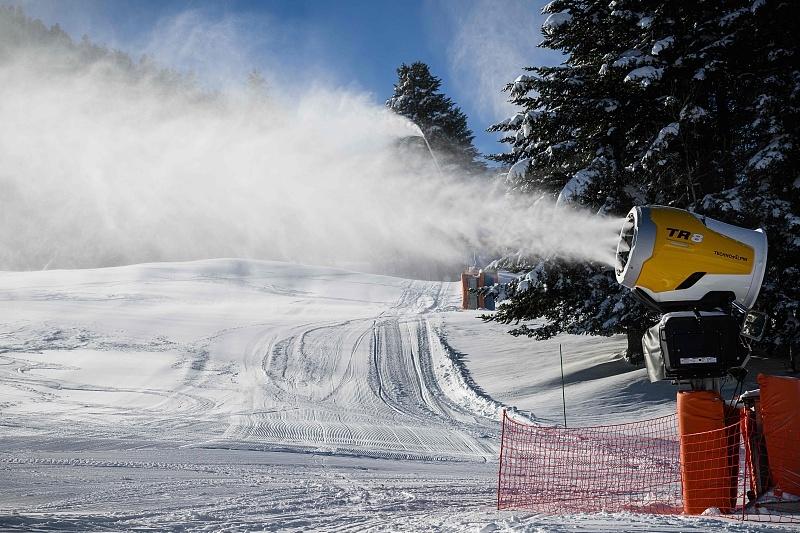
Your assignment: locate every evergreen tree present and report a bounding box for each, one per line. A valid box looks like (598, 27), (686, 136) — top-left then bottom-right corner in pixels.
(387, 61), (485, 174)
(700, 0), (800, 357)
(487, 0), (799, 361)
(0, 6), (199, 95)
(487, 0), (658, 360)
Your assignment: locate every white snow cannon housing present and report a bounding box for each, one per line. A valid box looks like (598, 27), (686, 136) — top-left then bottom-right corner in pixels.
(615, 206), (768, 383)
(615, 206), (767, 313)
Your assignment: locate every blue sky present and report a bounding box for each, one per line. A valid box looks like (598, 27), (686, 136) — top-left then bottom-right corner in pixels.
(5, 0), (561, 158)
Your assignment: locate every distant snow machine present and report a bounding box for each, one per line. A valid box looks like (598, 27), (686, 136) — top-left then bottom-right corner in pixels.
(461, 267), (497, 310)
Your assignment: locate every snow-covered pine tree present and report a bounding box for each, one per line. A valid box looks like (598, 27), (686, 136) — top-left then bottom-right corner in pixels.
(486, 0), (659, 361)
(700, 0), (800, 357)
(631, 0), (799, 355)
(387, 62), (486, 174)
(489, 0), (639, 206)
(0, 6), (198, 93)
(486, 0), (799, 361)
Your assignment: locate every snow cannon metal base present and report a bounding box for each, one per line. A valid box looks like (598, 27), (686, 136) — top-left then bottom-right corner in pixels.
(615, 205), (768, 386)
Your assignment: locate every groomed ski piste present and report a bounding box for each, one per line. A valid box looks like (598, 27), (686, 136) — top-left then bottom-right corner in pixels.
(0, 259), (791, 531)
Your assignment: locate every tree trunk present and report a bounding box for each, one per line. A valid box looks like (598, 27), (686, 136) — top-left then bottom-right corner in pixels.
(625, 327), (645, 365)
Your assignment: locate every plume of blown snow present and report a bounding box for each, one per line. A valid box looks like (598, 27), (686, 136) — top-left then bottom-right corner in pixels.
(0, 9), (620, 278)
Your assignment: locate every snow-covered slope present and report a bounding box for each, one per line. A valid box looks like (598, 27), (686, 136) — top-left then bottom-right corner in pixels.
(0, 260), (499, 460)
(0, 260), (788, 531)
(442, 312), (677, 426)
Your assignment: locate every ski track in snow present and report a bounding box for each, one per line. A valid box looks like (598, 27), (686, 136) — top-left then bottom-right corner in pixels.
(0, 260), (794, 532)
(218, 280), (497, 462)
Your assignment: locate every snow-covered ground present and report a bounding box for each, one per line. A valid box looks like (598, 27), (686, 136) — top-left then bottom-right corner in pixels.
(0, 260), (793, 531)
(442, 312), (677, 426)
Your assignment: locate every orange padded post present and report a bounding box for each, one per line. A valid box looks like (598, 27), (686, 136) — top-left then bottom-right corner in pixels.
(677, 390), (737, 514)
(757, 374), (800, 495)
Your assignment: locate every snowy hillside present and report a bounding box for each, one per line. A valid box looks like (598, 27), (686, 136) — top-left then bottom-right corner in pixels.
(0, 260), (498, 459)
(443, 313), (677, 426)
(0, 260), (787, 531)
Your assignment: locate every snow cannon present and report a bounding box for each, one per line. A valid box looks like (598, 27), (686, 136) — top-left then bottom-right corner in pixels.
(616, 206), (768, 385)
(615, 205), (767, 313)
(615, 206), (773, 516)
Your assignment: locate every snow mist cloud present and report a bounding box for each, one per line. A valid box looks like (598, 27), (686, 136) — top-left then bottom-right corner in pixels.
(0, 11), (620, 278)
(439, 0), (562, 124)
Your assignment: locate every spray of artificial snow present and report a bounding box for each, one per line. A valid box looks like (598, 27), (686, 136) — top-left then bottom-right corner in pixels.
(0, 14), (620, 277)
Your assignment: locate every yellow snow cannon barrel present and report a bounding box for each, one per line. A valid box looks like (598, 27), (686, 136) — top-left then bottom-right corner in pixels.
(615, 206), (767, 312)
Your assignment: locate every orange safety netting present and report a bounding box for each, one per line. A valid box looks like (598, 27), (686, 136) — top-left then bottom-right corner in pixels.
(497, 412), (683, 514)
(678, 416), (742, 514)
(497, 409), (800, 523)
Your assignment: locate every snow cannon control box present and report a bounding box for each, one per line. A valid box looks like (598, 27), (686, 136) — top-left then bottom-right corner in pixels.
(642, 311), (747, 382)
(615, 205), (767, 313)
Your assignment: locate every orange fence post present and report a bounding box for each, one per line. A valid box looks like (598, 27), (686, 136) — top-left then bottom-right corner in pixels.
(497, 410), (506, 510)
(676, 390), (739, 514)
